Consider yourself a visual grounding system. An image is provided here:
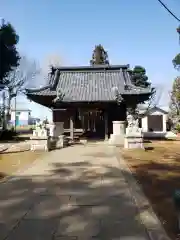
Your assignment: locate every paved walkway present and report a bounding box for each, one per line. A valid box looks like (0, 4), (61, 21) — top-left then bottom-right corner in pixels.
(0, 143), (150, 240)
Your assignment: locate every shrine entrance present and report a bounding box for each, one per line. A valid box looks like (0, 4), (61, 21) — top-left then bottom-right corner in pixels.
(79, 109), (105, 139)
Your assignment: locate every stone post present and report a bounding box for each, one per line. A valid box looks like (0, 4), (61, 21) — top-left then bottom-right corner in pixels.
(54, 122), (64, 137)
(163, 114), (167, 132)
(113, 121), (126, 135)
(104, 111), (108, 140)
(70, 116), (74, 140)
(109, 121), (126, 145)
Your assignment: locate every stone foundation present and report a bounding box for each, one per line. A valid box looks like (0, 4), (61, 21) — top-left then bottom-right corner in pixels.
(48, 135), (69, 151)
(30, 139), (48, 151)
(124, 136), (144, 149)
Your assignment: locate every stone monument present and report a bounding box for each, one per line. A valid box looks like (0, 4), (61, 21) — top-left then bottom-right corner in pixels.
(124, 114), (144, 149)
(32, 121), (48, 139)
(30, 121), (49, 151)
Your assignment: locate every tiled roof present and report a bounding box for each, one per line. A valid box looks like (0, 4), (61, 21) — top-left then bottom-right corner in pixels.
(26, 65), (152, 102)
(138, 106), (169, 115)
(26, 86), (56, 96)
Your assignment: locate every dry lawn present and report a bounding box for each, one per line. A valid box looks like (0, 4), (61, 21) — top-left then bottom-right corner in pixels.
(0, 150), (45, 179)
(122, 140), (180, 240)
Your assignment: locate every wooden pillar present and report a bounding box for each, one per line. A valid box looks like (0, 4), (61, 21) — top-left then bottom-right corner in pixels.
(104, 111), (108, 140)
(70, 116), (74, 140)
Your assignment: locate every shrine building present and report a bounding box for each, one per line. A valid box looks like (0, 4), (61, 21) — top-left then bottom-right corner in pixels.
(26, 65), (153, 143)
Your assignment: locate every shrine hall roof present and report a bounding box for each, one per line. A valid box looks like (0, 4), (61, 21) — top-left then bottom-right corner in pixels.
(26, 65), (152, 102)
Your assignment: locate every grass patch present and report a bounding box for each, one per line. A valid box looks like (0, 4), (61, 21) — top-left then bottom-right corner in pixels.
(0, 150), (45, 179)
(122, 140), (180, 240)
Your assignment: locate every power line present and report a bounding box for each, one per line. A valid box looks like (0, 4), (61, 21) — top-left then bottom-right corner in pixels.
(157, 0), (180, 22)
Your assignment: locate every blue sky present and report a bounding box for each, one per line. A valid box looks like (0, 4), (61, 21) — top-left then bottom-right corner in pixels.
(1, 0), (180, 119)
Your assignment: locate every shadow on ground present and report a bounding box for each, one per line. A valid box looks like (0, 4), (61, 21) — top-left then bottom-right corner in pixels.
(0, 149), (30, 155)
(124, 152), (180, 240)
(0, 151), (148, 240)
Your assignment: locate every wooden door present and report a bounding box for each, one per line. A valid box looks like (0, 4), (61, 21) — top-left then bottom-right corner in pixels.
(148, 115), (163, 131)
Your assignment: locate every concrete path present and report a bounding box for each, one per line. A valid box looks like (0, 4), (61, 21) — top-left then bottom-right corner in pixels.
(0, 143), (150, 240)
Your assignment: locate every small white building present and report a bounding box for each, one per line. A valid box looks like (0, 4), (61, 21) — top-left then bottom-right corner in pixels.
(139, 106), (168, 138)
(10, 109), (31, 127)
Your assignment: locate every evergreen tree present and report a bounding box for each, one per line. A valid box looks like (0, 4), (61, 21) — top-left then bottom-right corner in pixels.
(169, 77), (180, 124)
(90, 44), (109, 65)
(173, 53), (180, 71)
(131, 66), (150, 88)
(173, 26), (180, 71)
(0, 19), (20, 83)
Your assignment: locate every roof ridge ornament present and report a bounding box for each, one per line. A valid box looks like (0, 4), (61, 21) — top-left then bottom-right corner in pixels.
(49, 68), (60, 89)
(112, 86), (124, 105)
(124, 84), (132, 90)
(48, 66), (56, 85)
(53, 88), (65, 103)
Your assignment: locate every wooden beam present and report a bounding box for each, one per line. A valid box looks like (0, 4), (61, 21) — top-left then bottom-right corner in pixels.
(70, 116), (74, 140)
(104, 111), (108, 140)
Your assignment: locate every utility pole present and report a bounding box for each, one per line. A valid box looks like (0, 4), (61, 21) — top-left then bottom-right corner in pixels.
(2, 91), (6, 130)
(14, 94), (17, 131)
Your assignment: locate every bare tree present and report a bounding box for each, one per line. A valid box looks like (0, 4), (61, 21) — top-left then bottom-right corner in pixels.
(5, 55), (39, 123)
(41, 54), (64, 84)
(148, 84), (163, 108)
(135, 84), (163, 119)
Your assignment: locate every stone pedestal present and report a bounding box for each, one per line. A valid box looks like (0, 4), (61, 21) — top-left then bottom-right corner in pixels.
(30, 123), (49, 151)
(109, 121), (126, 146)
(124, 127), (144, 149)
(30, 139), (48, 151)
(46, 122), (68, 150)
(124, 114), (144, 149)
(124, 135), (144, 149)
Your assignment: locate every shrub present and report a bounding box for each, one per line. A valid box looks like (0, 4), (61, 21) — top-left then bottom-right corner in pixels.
(0, 129), (17, 140)
(175, 123), (180, 133)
